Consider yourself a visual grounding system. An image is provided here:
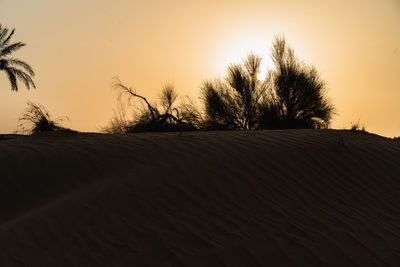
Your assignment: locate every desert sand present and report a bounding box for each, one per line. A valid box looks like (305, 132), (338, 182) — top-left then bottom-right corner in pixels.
(0, 129), (399, 266)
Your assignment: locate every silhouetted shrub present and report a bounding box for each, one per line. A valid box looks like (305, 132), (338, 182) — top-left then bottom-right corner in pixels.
(17, 102), (69, 134)
(107, 36), (334, 133)
(177, 96), (204, 129)
(257, 95), (282, 129)
(202, 36), (335, 130)
(258, 36), (334, 129)
(105, 78), (200, 133)
(201, 54), (265, 130)
(349, 120), (366, 132)
(100, 101), (133, 134)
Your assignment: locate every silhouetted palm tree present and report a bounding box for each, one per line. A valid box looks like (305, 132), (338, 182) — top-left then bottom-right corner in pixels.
(0, 24), (35, 91)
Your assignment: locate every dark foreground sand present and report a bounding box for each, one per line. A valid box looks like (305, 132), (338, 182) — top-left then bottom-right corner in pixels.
(0, 129), (399, 266)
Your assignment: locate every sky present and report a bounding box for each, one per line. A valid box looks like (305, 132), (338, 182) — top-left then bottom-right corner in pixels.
(0, 0), (399, 137)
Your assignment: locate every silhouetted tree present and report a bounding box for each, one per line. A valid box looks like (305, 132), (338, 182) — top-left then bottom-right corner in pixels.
(0, 24), (35, 91)
(201, 54), (266, 130)
(258, 36), (334, 129)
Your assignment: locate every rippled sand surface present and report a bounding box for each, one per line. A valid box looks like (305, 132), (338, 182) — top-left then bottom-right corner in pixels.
(1, 129), (399, 266)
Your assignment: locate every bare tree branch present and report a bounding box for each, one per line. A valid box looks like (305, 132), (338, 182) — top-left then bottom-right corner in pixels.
(113, 77), (157, 120)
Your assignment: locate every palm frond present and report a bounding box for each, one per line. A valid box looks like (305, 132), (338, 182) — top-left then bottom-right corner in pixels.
(0, 28), (15, 47)
(0, 58), (7, 69)
(7, 58), (35, 75)
(0, 25), (10, 45)
(6, 67), (36, 90)
(8, 67), (36, 89)
(4, 68), (18, 91)
(0, 42), (25, 57)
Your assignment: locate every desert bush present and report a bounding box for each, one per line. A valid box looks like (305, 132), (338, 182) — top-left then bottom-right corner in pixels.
(16, 102), (69, 134)
(259, 36), (335, 129)
(178, 96), (204, 129)
(105, 77), (199, 133)
(202, 36), (334, 130)
(106, 37), (334, 133)
(201, 53), (266, 130)
(100, 101), (133, 134)
(349, 120), (366, 132)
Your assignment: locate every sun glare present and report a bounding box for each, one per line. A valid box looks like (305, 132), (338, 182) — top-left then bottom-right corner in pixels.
(214, 33), (275, 80)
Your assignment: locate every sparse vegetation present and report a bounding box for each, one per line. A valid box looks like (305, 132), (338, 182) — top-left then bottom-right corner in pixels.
(102, 78), (201, 133)
(202, 36), (335, 130)
(16, 102), (70, 134)
(349, 120), (366, 132)
(100, 101), (133, 134)
(105, 37), (335, 133)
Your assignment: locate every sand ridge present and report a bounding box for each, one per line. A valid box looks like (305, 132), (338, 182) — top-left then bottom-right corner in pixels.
(0, 129), (400, 266)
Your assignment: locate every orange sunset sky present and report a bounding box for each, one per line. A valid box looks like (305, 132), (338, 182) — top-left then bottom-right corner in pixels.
(0, 0), (399, 137)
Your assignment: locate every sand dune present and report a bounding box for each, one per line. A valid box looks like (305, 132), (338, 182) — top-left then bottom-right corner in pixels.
(1, 129), (400, 266)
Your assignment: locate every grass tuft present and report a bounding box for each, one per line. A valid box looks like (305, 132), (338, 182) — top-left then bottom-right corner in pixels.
(16, 102), (71, 135)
